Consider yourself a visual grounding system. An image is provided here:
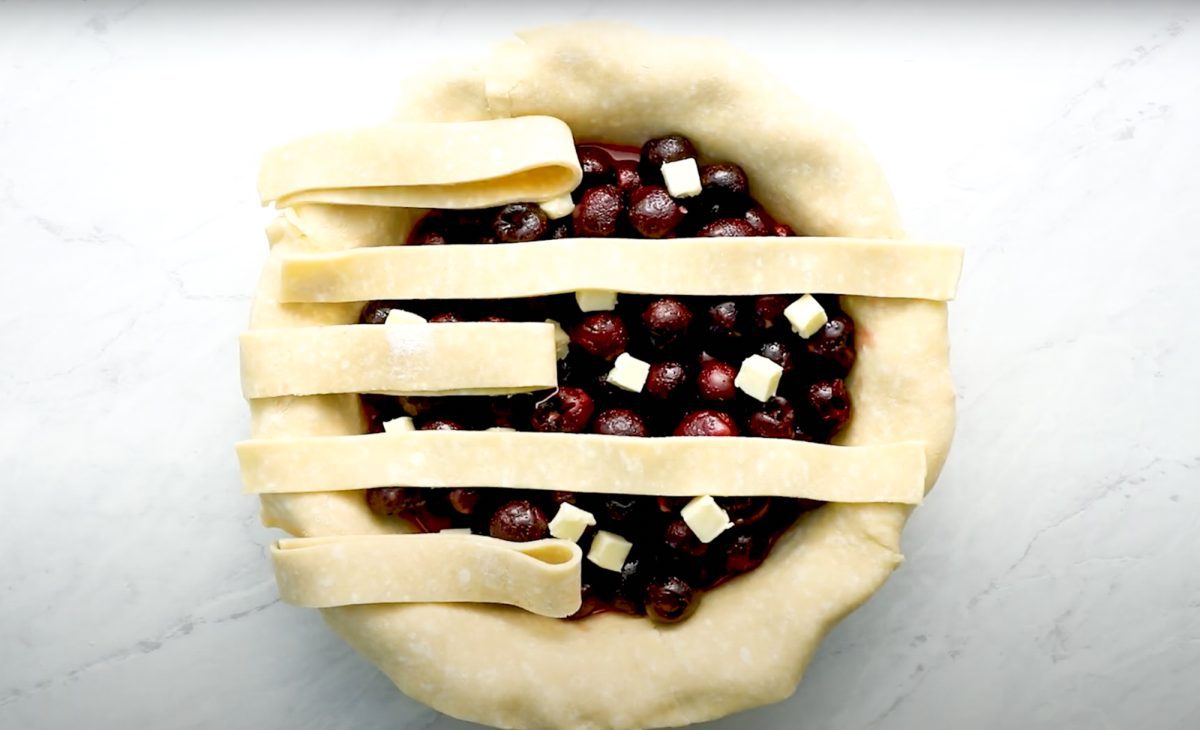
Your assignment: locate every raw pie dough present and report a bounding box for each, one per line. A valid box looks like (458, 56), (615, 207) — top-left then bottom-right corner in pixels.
(244, 22), (958, 730)
(238, 431), (928, 504)
(240, 322), (558, 398)
(259, 116), (582, 210)
(276, 237), (963, 303)
(273, 534), (582, 617)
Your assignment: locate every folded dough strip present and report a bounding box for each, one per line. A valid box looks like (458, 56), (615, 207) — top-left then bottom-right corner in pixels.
(240, 322), (558, 399)
(258, 116), (582, 210)
(276, 237), (964, 303)
(272, 534), (582, 618)
(238, 431), (927, 504)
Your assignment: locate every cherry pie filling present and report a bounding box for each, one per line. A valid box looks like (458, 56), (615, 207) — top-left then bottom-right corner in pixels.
(360, 136), (856, 622)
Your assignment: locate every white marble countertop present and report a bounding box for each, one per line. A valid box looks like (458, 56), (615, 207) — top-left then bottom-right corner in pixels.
(2, 2), (1198, 728)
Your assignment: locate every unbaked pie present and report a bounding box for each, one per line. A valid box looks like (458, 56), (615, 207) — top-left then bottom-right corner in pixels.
(237, 22), (962, 730)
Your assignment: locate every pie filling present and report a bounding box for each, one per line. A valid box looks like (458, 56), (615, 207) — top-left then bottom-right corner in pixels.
(360, 136), (856, 622)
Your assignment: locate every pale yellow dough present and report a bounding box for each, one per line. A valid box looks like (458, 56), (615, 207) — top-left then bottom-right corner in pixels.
(238, 431), (927, 504)
(276, 237), (962, 303)
(244, 22), (958, 730)
(272, 534), (582, 618)
(259, 116), (582, 211)
(240, 323), (558, 398)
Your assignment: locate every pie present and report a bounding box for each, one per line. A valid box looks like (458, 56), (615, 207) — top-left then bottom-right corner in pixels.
(237, 22), (962, 730)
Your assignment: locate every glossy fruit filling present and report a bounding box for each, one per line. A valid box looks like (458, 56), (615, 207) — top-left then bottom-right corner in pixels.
(362, 136), (855, 622)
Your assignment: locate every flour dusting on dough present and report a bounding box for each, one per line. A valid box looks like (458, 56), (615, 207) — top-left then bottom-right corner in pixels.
(385, 325), (433, 356)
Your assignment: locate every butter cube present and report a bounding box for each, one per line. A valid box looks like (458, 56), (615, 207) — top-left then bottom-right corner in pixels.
(734, 354), (784, 402)
(680, 495), (733, 543)
(606, 352), (651, 393)
(439, 528), (473, 535)
(546, 319), (571, 359)
(548, 502), (597, 543)
(382, 416), (416, 433)
(784, 294), (828, 338)
(661, 158), (702, 198)
(576, 289), (618, 312)
(539, 193), (576, 220)
(384, 309), (427, 325)
(587, 530), (633, 572)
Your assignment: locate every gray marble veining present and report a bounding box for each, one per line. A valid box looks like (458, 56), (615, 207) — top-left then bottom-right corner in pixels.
(1, 2), (1198, 728)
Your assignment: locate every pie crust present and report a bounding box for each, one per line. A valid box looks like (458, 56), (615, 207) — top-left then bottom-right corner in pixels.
(244, 22), (957, 730)
(240, 322), (559, 398)
(273, 534), (582, 617)
(239, 431), (927, 504)
(275, 236), (962, 302)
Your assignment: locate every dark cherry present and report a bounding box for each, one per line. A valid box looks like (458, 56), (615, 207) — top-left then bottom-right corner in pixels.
(645, 575), (698, 623)
(704, 300), (741, 342)
(807, 314), (856, 372)
(419, 418), (464, 431)
(757, 340), (796, 373)
(718, 497), (771, 527)
(640, 135), (699, 180)
(674, 410), (740, 437)
(808, 379), (852, 434)
(570, 312), (629, 361)
(600, 495), (651, 529)
(547, 217), (573, 239)
(743, 205), (775, 236)
(576, 145), (617, 189)
(406, 211), (451, 245)
(696, 360), (737, 401)
(642, 297), (693, 349)
(572, 184), (623, 237)
(746, 396), (796, 439)
(723, 532), (768, 574)
(628, 186), (686, 238)
(492, 203), (548, 243)
(614, 159), (642, 198)
(447, 488), (482, 515)
(663, 519), (708, 558)
(360, 393), (404, 433)
(753, 295), (791, 331)
(365, 487), (425, 517)
(657, 496), (690, 513)
(359, 301), (399, 325)
(697, 218), (757, 237)
(480, 315), (511, 323)
(612, 553), (649, 615)
(489, 499), (549, 542)
(551, 491), (579, 505)
(530, 386), (595, 433)
(645, 361), (688, 401)
(428, 312), (464, 323)
(774, 223), (795, 237)
(592, 408), (649, 437)
(699, 163), (750, 203)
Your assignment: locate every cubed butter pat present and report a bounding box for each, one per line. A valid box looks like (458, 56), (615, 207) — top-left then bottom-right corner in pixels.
(784, 294), (828, 338)
(382, 416), (415, 433)
(538, 193), (576, 220)
(548, 502), (597, 543)
(576, 289), (618, 312)
(546, 319), (571, 359)
(486, 426), (516, 432)
(384, 309), (427, 325)
(439, 528), (473, 535)
(606, 352), (650, 393)
(681, 495), (733, 543)
(587, 530), (633, 572)
(734, 354), (784, 402)
(661, 158), (702, 198)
